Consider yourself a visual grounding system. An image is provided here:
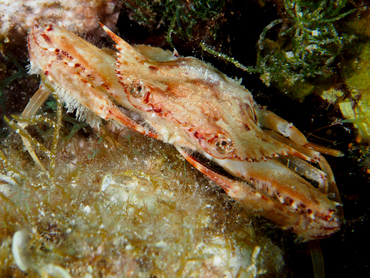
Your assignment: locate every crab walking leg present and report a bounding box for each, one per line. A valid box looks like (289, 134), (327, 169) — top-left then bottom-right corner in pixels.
(278, 154), (341, 204)
(256, 107), (344, 156)
(256, 107), (308, 146)
(317, 155), (343, 209)
(265, 130), (342, 197)
(17, 84), (51, 171)
(317, 156), (344, 219)
(306, 141), (344, 157)
(266, 131), (321, 162)
(268, 131), (342, 205)
(21, 83), (51, 119)
(278, 155), (328, 190)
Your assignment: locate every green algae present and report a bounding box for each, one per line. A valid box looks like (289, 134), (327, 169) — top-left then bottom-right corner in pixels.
(198, 0), (356, 101)
(0, 100), (285, 277)
(121, 0), (226, 47)
(335, 41), (370, 141)
(257, 0), (355, 99)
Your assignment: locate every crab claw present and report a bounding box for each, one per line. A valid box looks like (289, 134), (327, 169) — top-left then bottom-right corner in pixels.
(177, 147), (341, 241)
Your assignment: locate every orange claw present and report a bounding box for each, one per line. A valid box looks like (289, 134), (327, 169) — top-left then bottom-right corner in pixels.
(176, 147), (341, 241)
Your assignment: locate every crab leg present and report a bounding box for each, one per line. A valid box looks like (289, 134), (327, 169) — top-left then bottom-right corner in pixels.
(278, 155), (328, 190)
(278, 153), (340, 200)
(317, 155), (342, 206)
(177, 147), (340, 240)
(45, 63), (158, 138)
(15, 84), (51, 171)
(176, 147), (304, 228)
(306, 141), (344, 157)
(256, 107), (308, 145)
(265, 130), (342, 201)
(16, 24), (161, 171)
(27, 25), (159, 141)
(21, 82), (51, 119)
(256, 107), (344, 157)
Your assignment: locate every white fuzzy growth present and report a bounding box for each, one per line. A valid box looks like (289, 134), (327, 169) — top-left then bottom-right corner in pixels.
(0, 173), (17, 186)
(39, 264), (71, 278)
(55, 86), (102, 128)
(277, 122), (293, 137)
(82, 205), (91, 214)
(27, 62), (41, 76)
(12, 230), (31, 272)
(101, 174), (112, 192)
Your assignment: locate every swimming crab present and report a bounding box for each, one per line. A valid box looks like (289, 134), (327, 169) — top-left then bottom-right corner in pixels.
(24, 24), (343, 241)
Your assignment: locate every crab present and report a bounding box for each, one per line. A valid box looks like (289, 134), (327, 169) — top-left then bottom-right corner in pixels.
(23, 24), (343, 241)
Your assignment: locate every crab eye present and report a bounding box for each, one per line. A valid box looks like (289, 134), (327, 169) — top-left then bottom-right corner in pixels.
(129, 79), (148, 99)
(214, 137), (234, 155)
(207, 134), (235, 158)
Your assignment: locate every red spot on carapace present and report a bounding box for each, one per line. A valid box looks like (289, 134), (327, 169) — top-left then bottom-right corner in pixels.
(153, 107), (162, 113)
(41, 33), (51, 44)
(61, 50), (73, 60)
(244, 124), (251, 131)
(194, 131), (202, 139)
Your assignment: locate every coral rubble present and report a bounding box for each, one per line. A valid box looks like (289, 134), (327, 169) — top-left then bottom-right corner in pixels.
(0, 0), (121, 45)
